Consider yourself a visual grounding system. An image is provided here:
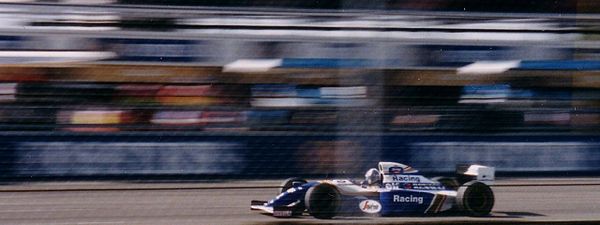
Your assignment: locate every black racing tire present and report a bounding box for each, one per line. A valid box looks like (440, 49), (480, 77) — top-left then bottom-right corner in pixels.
(432, 176), (460, 191)
(304, 183), (340, 219)
(279, 177), (308, 194)
(456, 181), (495, 217)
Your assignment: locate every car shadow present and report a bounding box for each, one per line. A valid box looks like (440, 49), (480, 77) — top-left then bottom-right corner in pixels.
(256, 210), (545, 221)
(429, 210), (545, 218)
(490, 211), (546, 218)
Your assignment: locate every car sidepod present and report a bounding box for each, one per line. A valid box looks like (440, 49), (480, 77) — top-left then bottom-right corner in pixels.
(379, 189), (434, 215)
(379, 189), (456, 216)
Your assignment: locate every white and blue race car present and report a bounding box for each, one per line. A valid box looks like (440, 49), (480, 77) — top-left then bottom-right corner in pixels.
(251, 162), (495, 219)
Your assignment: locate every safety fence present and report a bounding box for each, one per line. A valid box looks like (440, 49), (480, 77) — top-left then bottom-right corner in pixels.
(1, 132), (599, 180)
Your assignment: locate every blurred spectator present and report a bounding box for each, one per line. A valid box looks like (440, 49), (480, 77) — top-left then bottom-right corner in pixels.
(115, 84), (162, 105)
(156, 85), (222, 106)
(57, 109), (135, 132)
(0, 83), (16, 103)
(391, 114), (440, 126)
(151, 111), (204, 129)
(297, 140), (362, 175)
(524, 112), (571, 126)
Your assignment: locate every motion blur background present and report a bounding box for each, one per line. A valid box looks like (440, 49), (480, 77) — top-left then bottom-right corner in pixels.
(1, 0), (600, 180)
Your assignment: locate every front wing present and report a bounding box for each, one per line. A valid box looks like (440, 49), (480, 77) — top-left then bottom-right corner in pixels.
(251, 200), (300, 217)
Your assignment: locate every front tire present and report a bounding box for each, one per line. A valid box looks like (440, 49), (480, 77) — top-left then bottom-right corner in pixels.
(456, 181), (495, 216)
(279, 177), (308, 194)
(304, 183), (340, 219)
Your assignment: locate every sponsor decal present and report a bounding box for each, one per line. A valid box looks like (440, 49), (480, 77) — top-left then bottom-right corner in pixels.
(388, 166), (404, 174)
(390, 175), (421, 183)
(385, 182), (445, 190)
(359, 200), (382, 214)
(393, 195), (424, 204)
(332, 180), (350, 184)
(385, 183), (398, 190)
(273, 210), (293, 217)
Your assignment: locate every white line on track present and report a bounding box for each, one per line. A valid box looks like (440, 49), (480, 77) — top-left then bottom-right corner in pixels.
(22, 222), (126, 225)
(0, 208), (89, 213)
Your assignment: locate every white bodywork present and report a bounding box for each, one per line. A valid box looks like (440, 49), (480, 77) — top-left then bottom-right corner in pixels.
(459, 164), (495, 185)
(251, 162), (496, 217)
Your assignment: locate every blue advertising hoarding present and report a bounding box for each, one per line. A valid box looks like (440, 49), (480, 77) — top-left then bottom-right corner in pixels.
(0, 132), (599, 179)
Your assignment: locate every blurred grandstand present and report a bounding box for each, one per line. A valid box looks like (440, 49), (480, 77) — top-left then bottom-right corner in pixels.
(0, 1), (599, 179)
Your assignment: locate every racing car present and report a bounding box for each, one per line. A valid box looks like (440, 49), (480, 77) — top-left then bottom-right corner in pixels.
(251, 162), (495, 219)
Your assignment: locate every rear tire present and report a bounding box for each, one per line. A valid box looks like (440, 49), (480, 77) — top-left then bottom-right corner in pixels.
(279, 177), (307, 194)
(304, 183), (340, 219)
(456, 181), (495, 216)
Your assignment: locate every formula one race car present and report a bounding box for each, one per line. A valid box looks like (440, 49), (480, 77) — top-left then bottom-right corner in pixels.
(251, 162), (495, 219)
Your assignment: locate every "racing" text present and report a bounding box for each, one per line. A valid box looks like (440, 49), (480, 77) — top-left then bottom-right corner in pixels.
(390, 175), (421, 183)
(393, 195), (424, 204)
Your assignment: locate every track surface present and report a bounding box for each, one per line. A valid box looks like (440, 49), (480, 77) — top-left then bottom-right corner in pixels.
(0, 178), (599, 225)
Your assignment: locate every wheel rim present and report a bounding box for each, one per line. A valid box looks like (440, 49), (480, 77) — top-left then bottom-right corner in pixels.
(466, 183), (493, 215)
(313, 189), (337, 211)
(307, 184), (339, 219)
(468, 186), (488, 210)
(457, 181), (495, 216)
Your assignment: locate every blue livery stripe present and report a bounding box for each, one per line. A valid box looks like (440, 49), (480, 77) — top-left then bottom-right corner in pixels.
(519, 60), (600, 70)
(280, 58), (370, 68)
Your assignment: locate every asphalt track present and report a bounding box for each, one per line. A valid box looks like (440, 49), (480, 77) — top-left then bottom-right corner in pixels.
(0, 178), (599, 225)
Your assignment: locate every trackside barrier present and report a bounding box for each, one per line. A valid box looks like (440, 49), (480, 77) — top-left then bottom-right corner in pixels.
(0, 133), (599, 180)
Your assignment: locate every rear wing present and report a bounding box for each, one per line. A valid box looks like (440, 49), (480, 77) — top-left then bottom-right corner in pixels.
(456, 164), (495, 185)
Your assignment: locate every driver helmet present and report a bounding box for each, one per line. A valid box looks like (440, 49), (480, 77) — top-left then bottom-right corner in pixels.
(364, 168), (381, 185)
